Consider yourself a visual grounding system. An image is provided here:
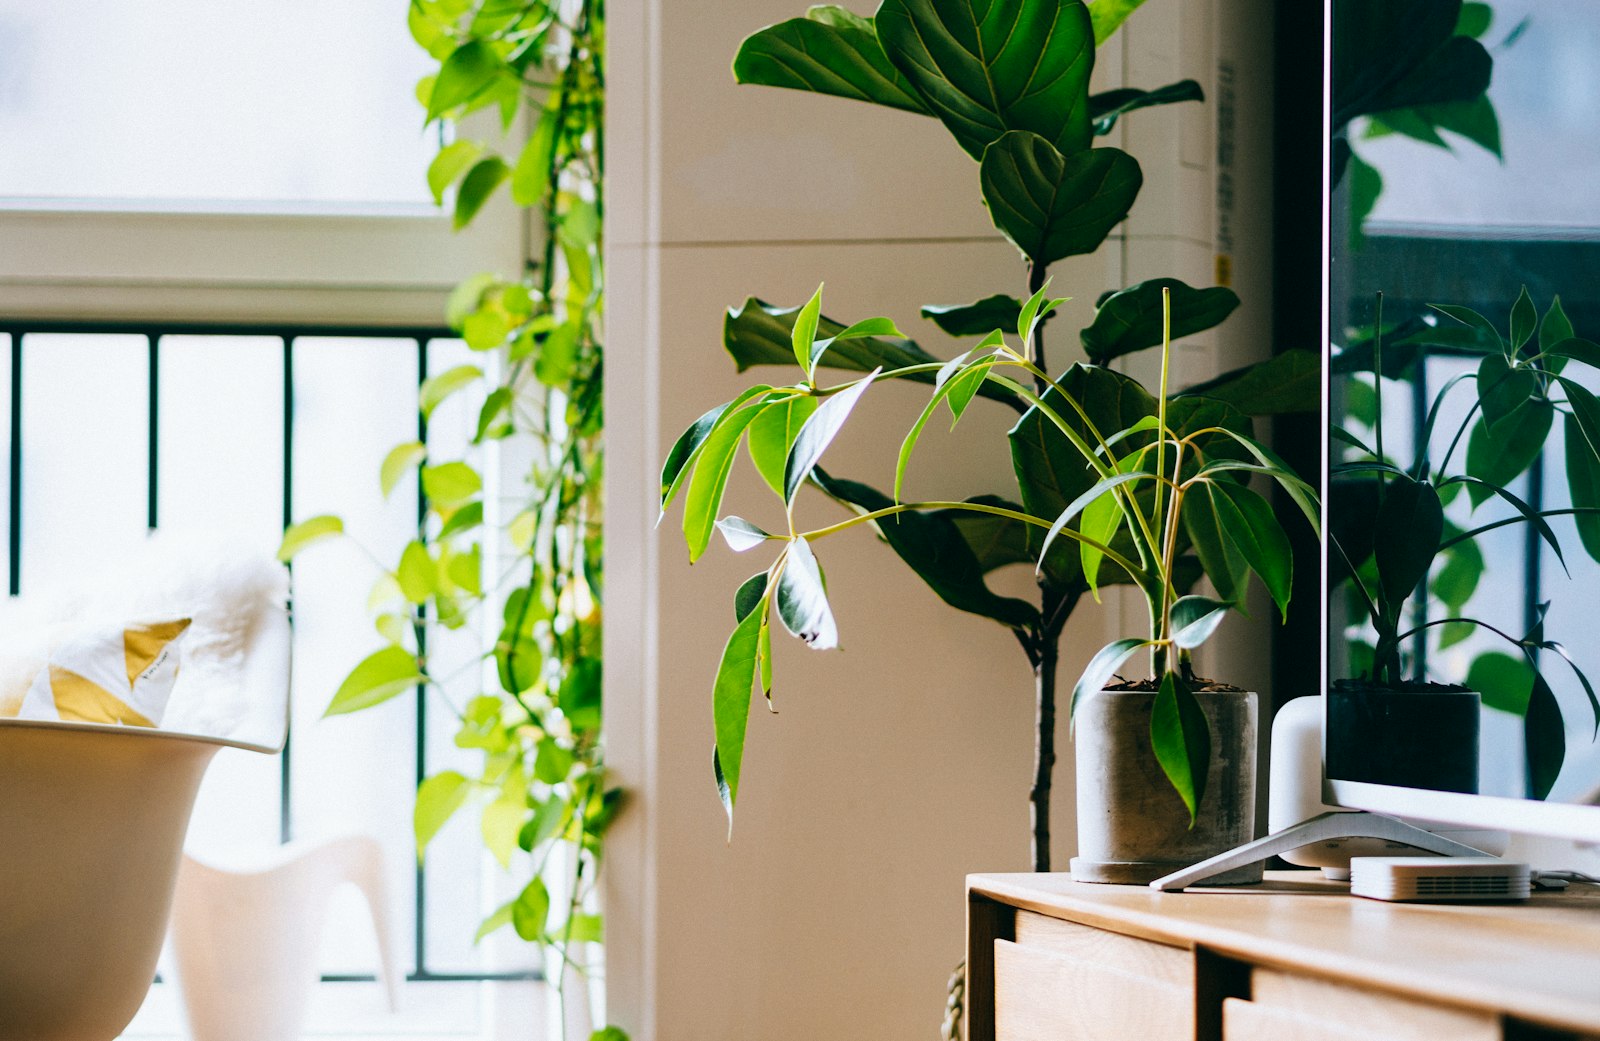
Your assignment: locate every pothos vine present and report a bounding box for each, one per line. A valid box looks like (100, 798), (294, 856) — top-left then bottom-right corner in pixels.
(279, 2), (621, 1039)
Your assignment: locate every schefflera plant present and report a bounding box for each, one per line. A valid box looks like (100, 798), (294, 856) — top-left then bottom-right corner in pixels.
(1333, 289), (1600, 797)
(662, 286), (1319, 824)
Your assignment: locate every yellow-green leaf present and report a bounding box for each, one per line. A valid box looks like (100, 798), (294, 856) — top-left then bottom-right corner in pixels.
(420, 364), (483, 419)
(423, 462), (482, 506)
(381, 442), (426, 498)
(278, 514), (343, 562)
(414, 770), (472, 857)
(427, 140), (485, 205)
(325, 646), (424, 716)
(398, 541), (436, 604)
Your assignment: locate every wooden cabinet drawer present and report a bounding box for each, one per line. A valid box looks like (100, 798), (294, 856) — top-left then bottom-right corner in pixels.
(1246, 968), (1498, 1041)
(993, 937), (1193, 1041)
(1224, 996), (1393, 1041)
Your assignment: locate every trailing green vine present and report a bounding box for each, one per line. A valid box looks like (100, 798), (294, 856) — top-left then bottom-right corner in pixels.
(280, 2), (622, 1038)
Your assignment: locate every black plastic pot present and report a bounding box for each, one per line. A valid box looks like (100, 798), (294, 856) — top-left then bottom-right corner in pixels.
(1326, 684), (1480, 794)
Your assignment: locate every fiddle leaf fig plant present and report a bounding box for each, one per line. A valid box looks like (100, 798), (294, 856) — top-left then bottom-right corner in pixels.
(661, 0), (1322, 874)
(1332, 289), (1600, 798)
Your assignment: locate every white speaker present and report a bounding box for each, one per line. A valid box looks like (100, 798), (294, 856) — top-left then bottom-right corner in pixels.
(1269, 696), (1508, 879)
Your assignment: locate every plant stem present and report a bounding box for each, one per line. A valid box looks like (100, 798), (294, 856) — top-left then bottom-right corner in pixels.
(1029, 613), (1059, 872)
(1027, 260), (1048, 393)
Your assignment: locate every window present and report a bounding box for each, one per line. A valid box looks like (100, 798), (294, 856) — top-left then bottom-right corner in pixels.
(0, 4), (539, 1038)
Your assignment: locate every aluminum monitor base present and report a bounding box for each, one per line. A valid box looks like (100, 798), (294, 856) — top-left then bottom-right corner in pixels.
(1149, 811), (1490, 891)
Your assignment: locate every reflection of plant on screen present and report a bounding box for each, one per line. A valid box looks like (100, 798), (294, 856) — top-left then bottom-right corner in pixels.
(1331, 0), (1506, 238)
(1332, 288), (1600, 798)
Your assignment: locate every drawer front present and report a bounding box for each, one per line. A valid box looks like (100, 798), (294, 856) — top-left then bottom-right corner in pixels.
(1249, 968), (1498, 1041)
(994, 938), (1193, 1041)
(1014, 911), (1191, 985)
(1224, 997), (1394, 1041)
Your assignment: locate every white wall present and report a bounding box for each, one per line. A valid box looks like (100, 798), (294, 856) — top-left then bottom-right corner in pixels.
(603, 2), (1275, 1038)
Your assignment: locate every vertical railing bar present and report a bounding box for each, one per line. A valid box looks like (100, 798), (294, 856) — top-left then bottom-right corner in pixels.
(415, 335), (430, 978)
(7, 330), (21, 597)
(280, 334), (297, 846)
(147, 334), (160, 531)
(1409, 353), (1430, 683)
(1524, 449), (1545, 654)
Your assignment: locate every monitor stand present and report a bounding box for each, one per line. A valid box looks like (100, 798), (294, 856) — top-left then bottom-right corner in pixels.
(1149, 811), (1492, 892)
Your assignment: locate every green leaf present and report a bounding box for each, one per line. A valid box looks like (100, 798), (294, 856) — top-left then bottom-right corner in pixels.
(1372, 477), (1442, 612)
(776, 536), (837, 649)
(278, 514), (343, 562)
(326, 646), (424, 716)
(921, 295), (1023, 337)
(381, 442), (426, 498)
(747, 396), (819, 497)
(1456, 2), (1491, 37)
(1088, 0), (1149, 43)
(1182, 482), (1248, 605)
(421, 364), (483, 419)
(1540, 296), (1575, 354)
(423, 461), (482, 506)
(732, 8), (931, 114)
(428, 40), (501, 121)
(812, 469), (1039, 628)
(1073, 638), (1152, 715)
(1211, 481), (1296, 621)
(792, 283), (824, 373)
(1076, 477), (1121, 594)
(895, 355), (1002, 502)
(454, 157), (510, 230)
(1150, 670), (1211, 824)
(1081, 279), (1240, 365)
(1564, 414), (1600, 566)
(483, 787), (526, 869)
(813, 316), (907, 371)
(1169, 595), (1231, 651)
(1476, 354), (1537, 432)
(511, 877), (550, 941)
(661, 401), (732, 513)
(463, 309), (512, 351)
(475, 901), (515, 943)
(1431, 303), (1504, 355)
(1509, 285), (1537, 352)
(533, 737), (574, 784)
(784, 371), (878, 503)
(876, 0), (1096, 159)
(415, 771), (472, 857)
(1463, 401), (1551, 507)
(534, 320), (580, 387)
(1177, 351), (1320, 416)
(1466, 651), (1534, 716)
(980, 134), (1142, 268)
(716, 517), (771, 553)
(519, 794), (568, 853)
(1037, 468), (1152, 576)
(712, 590), (767, 826)
(682, 397), (771, 562)
(590, 1029), (631, 1041)
(439, 500), (484, 541)
(1525, 675), (1566, 800)
(1089, 79), (1203, 135)
(474, 387), (514, 443)
(734, 571), (768, 623)
(398, 541), (435, 604)
(428, 140), (485, 204)
(511, 97), (561, 206)
(1430, 527), (1483, 612)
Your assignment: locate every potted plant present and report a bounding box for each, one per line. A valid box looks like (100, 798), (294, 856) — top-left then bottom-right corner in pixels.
(1330, 290), (1600, 799)
(659, 0), (1323, 893)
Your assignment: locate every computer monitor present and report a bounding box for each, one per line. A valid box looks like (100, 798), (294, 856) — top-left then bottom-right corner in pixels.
(1321, 0), (1600, 843)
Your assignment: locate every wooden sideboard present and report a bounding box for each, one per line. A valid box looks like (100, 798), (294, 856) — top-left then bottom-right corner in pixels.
(966, 871), (1600, 1041)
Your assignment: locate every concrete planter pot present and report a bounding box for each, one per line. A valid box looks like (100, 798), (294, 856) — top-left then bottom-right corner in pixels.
(1070, 686), (1259, 885)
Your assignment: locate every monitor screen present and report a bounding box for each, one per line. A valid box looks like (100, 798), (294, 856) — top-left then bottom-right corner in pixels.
(1323, 0), (1600, 839)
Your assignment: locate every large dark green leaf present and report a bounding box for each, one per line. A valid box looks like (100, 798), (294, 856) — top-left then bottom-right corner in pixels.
(875, 0), (1096, 160)
(811, 469), (1039, 628)
(1525, 674), (1566, 801)
(747, 396), (819, 497)
(1477, 354), (1537, 431)
(1080, 279), (1240, 365)
(1466, 651), (1533, 716)
(1168, 595), (1231, 650)
(1463, 400), (1551, 508)
(1332, 0), (1491, 131)
(1210, 481), (1295, 621)
(1372, 477), (1442, 611)
(1150, 670), (1211, 824)
(921, 294), (1024, 337)
(776, 536), (838, 649)
(1089, 79), (1204, 136)
(732, 7), (931, 115)
(1182, 482), (1248, 605)
(1564, 414), (1600, 566)
(980, 133), (1141, 267)
(1178, 351), (1320, 416)
(724, 297), (1017, 403)
(942, 495), (1075, 588)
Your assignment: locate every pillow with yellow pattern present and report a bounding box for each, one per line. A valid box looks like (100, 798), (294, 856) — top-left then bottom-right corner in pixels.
(3, 618), (192, 727)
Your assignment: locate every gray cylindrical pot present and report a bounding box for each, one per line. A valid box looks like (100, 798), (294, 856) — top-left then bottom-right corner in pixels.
(1070, 687), (1259, 885)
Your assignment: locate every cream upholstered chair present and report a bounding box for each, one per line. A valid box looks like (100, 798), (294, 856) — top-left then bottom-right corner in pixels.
(0, 606), (289, 1041)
